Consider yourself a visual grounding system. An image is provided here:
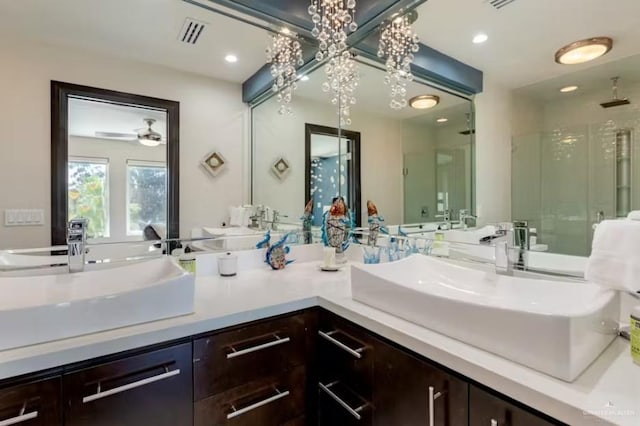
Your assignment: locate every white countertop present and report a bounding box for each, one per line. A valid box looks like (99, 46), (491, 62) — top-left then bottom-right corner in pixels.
(0, 252), (638, 426)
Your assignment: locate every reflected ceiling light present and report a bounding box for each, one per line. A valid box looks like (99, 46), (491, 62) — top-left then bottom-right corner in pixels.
(472, 33), (488, 44)
(560, 85), (579, 93)
(409, 95), (440, 109)
(436, 117), (448, 123)
(554, 37), (612, 65)
(281, 27), (291, 35)
(300, 75), (309, 81)
(138, 118), (162, 147)
(224, 54), (238, 63)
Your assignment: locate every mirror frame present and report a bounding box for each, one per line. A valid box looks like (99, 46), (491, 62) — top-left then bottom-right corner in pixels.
(50, 81), (180, 246)
(304, 123), (362, 227)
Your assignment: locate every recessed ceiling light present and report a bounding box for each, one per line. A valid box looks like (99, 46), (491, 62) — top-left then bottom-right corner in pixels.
(436, 117), (448, 123)
(409, 95), (440, 109)
(560, 85), (579, 93)
(281, 27), (291, 35)
(472, 33), (488, 44)
(224, 54), (238, 63)
(300, 75), (309, 82)
(555, 37), (612, 65)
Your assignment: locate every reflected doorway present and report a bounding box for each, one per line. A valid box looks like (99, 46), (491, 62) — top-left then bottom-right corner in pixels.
(305, 124), (361, 227)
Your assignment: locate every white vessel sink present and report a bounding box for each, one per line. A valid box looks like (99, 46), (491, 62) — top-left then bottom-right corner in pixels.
(0, 256), (194, 351)
(201, 227), (269, 251)
(351, 255), (618, 381)
(443, 225), (497, 244)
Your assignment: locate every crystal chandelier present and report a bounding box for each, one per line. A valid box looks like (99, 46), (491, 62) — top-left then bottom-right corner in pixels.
(266, 33), (304, 114)
(309, 0), (360, 125)
(378, 13), (420, 109)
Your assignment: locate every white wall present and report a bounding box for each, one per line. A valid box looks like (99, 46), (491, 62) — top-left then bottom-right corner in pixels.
(474, 77), (513, 225)
(0, 39), (248, 248)
(253, 96), (404, 226)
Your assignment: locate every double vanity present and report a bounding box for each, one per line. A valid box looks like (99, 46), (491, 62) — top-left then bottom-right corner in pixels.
(0, 245), (636, 426)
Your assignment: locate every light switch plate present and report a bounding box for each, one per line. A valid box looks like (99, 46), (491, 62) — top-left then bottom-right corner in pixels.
(4, 209), (44, 226)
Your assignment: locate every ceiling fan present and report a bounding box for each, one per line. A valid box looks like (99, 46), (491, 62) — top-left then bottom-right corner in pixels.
(94, 118), (164, 147)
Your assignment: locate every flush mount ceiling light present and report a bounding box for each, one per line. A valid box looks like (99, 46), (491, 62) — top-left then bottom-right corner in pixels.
(224, 54), (238, 63)
(472, 33), (488, 44)
(436, 117), (448, 123)
(554, 37), (612, 65)
(560, 85), (579, 93)
(409, 94), (440, 109)
(300, 75), (310, 81)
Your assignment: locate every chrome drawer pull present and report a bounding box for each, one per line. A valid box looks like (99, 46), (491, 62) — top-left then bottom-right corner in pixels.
(491, 420), (498, 426)
(82, 368), (180, 403)
(0, 403), (38, 426)
(319, 381), (366, 420)
(227, 388), (290, 419)
(226, 334), (291, 359)
(318, 330), (365, 359)
(428, 386), (444, 426)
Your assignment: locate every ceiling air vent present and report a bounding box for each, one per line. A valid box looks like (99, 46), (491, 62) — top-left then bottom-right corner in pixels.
(487, 0), (516, 9)
(178, 18), (206, 45)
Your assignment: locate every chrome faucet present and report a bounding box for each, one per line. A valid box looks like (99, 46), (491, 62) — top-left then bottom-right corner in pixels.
(271, 210), (282, 231)
(67, 218), (88, 273)
(435, 209), (452, 230)
(458, 209), (477, 230)
(495, 221), (529, 274)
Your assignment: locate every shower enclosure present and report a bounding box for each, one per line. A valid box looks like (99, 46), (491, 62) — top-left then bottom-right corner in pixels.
(512, 121), (640, 256)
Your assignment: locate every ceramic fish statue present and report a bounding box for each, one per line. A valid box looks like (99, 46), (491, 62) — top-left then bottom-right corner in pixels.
(367, 200), (388, 246)
(302, 199), (314, 245)
(256, 230), (294, 270)
(322, 197), (351, 253)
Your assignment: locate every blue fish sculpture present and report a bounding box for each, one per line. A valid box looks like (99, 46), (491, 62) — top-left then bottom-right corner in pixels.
(256, 230), (295, 270)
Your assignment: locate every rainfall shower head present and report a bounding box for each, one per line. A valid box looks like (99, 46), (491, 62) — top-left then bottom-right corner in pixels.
(601, 77), (631, 108)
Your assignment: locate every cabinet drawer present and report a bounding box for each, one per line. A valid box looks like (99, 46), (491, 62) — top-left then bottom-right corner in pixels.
(318, 380), (372, 426)
(469, 385), (558, 426)
(63, 342), (192, 426)
(194, 312), (309, 400)
(318, 311), (374, 400)
(194, 365), (306, 426)
(0, 376), (61, 426)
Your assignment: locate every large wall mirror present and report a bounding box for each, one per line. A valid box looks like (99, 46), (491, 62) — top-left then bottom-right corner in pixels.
(512, 53), (640, 257)
(51, 82), (180, 246)
(252, 59), (475, 232)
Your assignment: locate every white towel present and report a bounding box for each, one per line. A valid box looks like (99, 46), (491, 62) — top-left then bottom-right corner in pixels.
(585, 219), (640, 292)
(627, 211), (640, 221)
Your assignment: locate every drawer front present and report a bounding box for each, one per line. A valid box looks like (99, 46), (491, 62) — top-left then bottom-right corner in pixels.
(194, 365), (306, 426)
(469, 385), (558, 426)
(194, 312), (310, 400)
(0, 377), (61, 426)
(64, 342), (192, 426)
(318, 311), (374, 400)
(318, 380), (372, 426)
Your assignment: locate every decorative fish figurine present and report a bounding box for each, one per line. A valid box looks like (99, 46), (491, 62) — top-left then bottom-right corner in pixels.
(256, 230), (294, 270)
(367, 200), (388, 246)
(322, 197), (351, 253)
(302, 199), (314, 245)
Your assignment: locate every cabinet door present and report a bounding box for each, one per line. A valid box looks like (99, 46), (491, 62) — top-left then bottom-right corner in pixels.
(64, 342), (192, 426)
(374, 341), (468, 426)
(469, 385), (558, 426)
(0, 376), (61, 425)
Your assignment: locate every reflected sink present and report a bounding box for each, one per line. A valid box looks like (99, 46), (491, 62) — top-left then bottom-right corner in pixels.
(351, 255), (618, 381)
(0, 256), (194, 351)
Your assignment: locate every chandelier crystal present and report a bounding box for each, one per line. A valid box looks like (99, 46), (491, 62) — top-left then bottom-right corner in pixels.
(266, 34), (304, 114)
(309, 0), (360, 125)
(377, 14), (420, 109)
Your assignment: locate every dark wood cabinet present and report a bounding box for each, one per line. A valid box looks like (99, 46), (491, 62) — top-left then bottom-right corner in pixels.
(374, 341), (468, 426)
(0, 376), (61, 425)
(469, 385), (558, 426)
(63, 342), (192, 426)
(195, 365), (306, 426)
